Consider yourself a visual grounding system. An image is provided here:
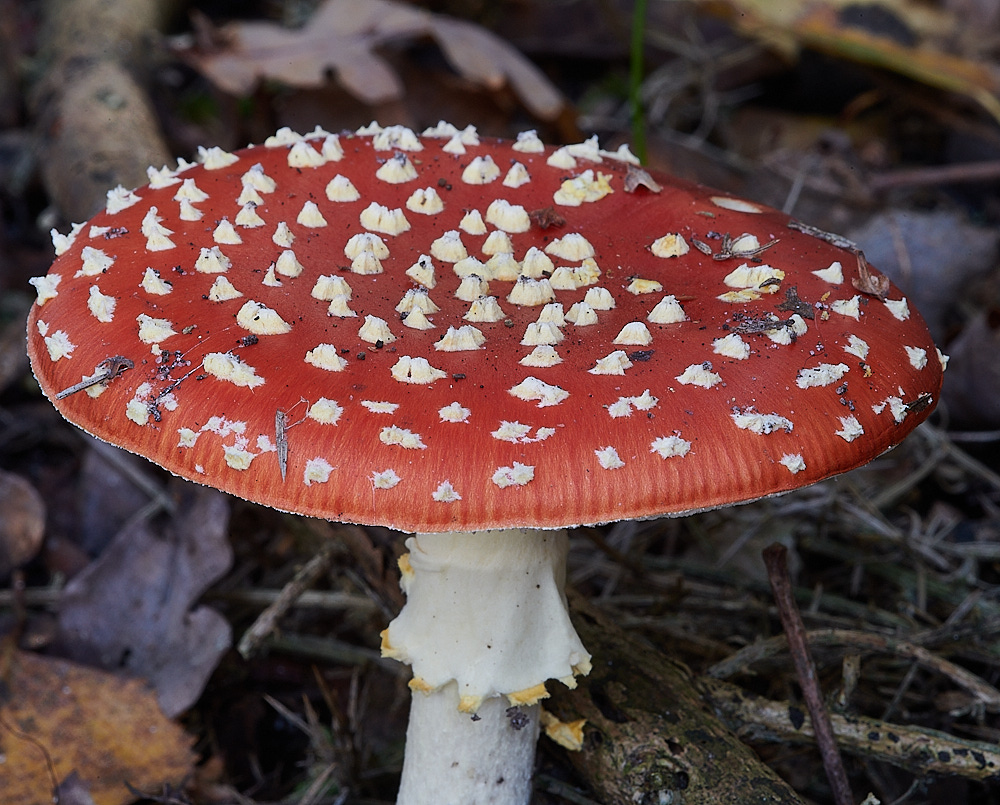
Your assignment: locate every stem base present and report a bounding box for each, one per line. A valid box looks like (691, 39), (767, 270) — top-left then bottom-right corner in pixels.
(398, 683), (540, 805)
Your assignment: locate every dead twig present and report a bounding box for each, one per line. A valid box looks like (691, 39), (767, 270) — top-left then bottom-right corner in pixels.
(263, 633), (405, 675)
(238, 539), (340, 659)
(88, 438), (176, 517)
(642, 553), (912, 629)
(55, 356), (133, 399)
(801, 533), (1000, 621)
(208, 587), (375, 614)
(896, 425), (1000, 503)
(708, 628), (1000, 710)
(870, 160), (1000, 191)
(763, 543), (853, 805)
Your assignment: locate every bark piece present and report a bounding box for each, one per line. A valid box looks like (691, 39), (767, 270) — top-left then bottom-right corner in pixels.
(547, 594), (803, 805)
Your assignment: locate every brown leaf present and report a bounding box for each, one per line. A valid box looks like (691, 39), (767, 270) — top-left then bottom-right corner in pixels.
(712, 0), (1000, 123)
(850, 249), (890, 300)
(0, 650), (195, 805)
(54, 483), (232, 717)
(174, 0), (565, 120)
(74, 443), (150, 555)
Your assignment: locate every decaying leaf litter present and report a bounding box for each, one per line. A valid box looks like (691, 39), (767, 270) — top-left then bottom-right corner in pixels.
(1, 0), (1000, 803)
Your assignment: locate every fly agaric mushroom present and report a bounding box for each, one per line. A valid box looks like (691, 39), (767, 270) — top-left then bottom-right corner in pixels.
(27, 122), (943, 804)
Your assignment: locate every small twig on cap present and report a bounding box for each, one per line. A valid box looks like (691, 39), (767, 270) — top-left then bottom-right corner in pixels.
(728, 315), (796, 336)
(274, 402), (309, 483)
(276, 409), (289, 482)
(787, 219), (858, 251)
(763, 542), (854, 805)
(711, 232), (780, 261)
(55, 355), (133, 399)
(690, 237), (713, 255)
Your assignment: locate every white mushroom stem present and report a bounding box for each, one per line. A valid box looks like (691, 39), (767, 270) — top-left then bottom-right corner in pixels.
(382, 528), (590, 805)
(399, 684), (540, 804)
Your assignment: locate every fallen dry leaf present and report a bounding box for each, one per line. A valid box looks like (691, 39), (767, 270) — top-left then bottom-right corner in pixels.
(54, 483), (233, 717)
(75, 441), (151, 555)
(0, 649), (195, 805)
(850, 249), (890, 300)
(706, 0), (1000, 123)
(706, 0), (956, 48)
(174, 0), (565, 120)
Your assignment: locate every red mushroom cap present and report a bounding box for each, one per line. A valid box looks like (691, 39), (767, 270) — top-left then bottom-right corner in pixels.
(26, 124), (943, 532)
